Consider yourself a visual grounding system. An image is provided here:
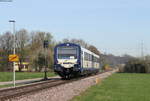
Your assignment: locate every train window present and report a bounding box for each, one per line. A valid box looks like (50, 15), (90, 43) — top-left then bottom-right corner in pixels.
(86, 53), (92, 61)
(88, 53), (90, 61)
(84, 52), (97, 61)
(57, 46), (78, 59)
(84, 52), (87, 60)
(84, 52), (89, 61)
(89, 54), (92, 61)
(93, 57), (98, 62)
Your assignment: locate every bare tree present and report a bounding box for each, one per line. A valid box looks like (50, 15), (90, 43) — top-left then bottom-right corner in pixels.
(15, 29), (29, 71)
(62, 38), (89, 48)
(70, 39), (89, 48)
(62, 38), (69, 43)
(88, 45), (100, 55)
(29, 31), (54, 71)
(0, 31), (13, 71)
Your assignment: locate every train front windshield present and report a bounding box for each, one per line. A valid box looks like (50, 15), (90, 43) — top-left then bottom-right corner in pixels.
(57, 46), (78, 59)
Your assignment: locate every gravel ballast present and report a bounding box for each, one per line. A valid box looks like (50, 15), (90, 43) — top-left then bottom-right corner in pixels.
(8, 70), (118, 101)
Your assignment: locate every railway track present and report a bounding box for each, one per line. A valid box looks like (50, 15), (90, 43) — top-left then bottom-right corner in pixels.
(0, 76), (89, 101)
(0, 70), (116, 101)
(0, 78), (70, 101)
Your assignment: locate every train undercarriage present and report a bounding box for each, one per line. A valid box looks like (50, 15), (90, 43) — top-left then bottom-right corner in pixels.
(54, 65), (99, 79)
(54, 66), (80, 79)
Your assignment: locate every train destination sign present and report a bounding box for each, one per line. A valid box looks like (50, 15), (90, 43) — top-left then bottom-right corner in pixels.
(9, 54), (19, 62)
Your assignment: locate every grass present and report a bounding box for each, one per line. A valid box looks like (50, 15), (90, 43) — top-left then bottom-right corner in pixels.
(0, 72), (56, 82)
(72, 73), (150, 101)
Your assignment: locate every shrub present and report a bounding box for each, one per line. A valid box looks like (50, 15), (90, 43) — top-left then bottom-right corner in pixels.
(123, 59), (150, 73)
(102, 64), (113, 71)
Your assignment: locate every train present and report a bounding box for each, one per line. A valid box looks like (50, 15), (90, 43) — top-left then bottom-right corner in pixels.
(54, 43), (100, 79)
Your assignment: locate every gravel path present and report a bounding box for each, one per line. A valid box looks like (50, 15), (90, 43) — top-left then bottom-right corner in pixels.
(7, 70), (118, 101)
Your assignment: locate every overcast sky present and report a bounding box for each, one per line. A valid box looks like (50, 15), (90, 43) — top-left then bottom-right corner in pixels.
(0, 0), (150, 56)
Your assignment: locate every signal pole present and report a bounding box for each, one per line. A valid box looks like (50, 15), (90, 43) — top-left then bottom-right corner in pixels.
(9, 20), (16, 87)
(43, 40), (49, 80)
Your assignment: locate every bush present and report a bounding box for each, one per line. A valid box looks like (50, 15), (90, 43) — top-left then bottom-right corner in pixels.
(123, 59), (150, 73)
(102, 64), (113, 71)
(118, 64), (125, 73)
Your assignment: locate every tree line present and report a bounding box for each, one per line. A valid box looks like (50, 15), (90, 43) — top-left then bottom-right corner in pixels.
(0, 29), (55, 71)
(0, 29), (134, 72)
(0, 29), (101, 72)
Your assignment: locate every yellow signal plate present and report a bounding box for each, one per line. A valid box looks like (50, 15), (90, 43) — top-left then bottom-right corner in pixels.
(9, 54), (19, 62)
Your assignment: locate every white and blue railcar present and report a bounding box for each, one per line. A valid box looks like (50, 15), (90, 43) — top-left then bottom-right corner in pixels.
(54, 43), (100, 79)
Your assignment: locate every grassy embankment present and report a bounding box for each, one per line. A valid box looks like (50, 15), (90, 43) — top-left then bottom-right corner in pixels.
(0, 72), (56, 82)
(72, 73), (150, 101)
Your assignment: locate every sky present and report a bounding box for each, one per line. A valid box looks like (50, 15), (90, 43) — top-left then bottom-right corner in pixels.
(0, 0), (150, 56)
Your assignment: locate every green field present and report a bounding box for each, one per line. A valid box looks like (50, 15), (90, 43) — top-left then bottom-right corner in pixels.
(72, 73), (150, 101)
(0, 72), (56, 82)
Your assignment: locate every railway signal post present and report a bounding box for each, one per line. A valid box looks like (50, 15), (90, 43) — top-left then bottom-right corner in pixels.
(43, 40), (49, 80)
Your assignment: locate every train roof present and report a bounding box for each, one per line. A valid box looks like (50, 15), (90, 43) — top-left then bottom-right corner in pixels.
(55, 43), (80, 48)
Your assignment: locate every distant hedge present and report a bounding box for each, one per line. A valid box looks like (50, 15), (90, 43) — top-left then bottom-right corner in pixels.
(119, 59), (150, 73)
